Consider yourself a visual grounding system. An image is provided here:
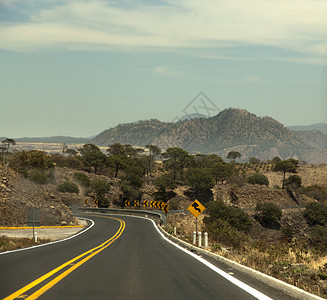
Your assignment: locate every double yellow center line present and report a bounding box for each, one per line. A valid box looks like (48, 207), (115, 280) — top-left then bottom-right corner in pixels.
(4, 216), (125, 300)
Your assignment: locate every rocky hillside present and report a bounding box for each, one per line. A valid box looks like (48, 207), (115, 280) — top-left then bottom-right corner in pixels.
(294, 130), (327, 148)
(92, 108), (327, 163)
(0, 167), (81, 227)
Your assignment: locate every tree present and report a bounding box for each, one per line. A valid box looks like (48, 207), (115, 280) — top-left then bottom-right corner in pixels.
(146, 144), (161, 158)
(211, 161), (233, 184)
(64, 149), (78, 157)
(145, 144), (161, 176)
(107, 143), (125, 156)
(107, 155), (127, 178)
(79, 144), (106, 174)
(154, 173), (177, 201)
(185, 168), (215, 202)
(124, 165), (143, 188)
(273, 159), (299, 189)
(271, 157), (281, 164)
(155, 173), (176, 192)
(2, 138), (16, 153)
(227, 151), (241, 162)
(186, 168), (214, 193)
(91, 178), (111, 207)
(162, 147), (190, 182)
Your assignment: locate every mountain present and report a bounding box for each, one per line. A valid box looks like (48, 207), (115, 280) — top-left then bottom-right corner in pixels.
(92, 108), (327, 163)
(293, 130), (327, 149)
(288, 123), (327, 135)
(13, 136), (90, 144)
(179, 113), (208, 121)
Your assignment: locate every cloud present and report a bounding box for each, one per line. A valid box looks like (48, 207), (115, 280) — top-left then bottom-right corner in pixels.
(0, 0), (326, 64)
(153, 66), (186, 77)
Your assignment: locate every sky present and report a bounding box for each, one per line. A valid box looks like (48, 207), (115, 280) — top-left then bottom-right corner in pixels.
(0, 0), (327, 138)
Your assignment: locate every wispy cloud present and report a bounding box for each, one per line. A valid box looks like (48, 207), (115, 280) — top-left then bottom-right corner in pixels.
(153, 65), (186, 77)
(1, 0), (326, 64)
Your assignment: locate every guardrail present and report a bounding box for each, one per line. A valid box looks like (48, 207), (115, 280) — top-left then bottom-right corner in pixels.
(77, 207), (166, 225)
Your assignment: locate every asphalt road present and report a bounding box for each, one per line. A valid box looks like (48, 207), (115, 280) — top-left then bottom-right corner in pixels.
(0, 214), (299, 300)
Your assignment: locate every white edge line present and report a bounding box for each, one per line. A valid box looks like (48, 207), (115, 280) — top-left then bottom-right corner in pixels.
(96, 213), (273, 300)
(150, 219), (273, 300)
(0, 218), (95, 256)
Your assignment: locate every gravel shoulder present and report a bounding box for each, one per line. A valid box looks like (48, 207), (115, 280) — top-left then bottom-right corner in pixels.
(0, 219), (88, 241)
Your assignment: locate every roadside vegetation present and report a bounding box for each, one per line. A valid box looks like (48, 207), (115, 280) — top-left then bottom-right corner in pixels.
(1, 138), (327, 297)
(0, 236), (51, 252)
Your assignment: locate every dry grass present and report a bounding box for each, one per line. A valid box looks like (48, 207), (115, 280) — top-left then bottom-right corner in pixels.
(259, 164), (327, 188)
(0, 235), (51, 252)
(167, 211), (327, 298)
(215, 240), (327, 298)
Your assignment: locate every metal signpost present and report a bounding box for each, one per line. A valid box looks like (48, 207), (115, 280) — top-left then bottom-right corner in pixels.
(187, 199), (206, 242)
(27, 207), (40, 242)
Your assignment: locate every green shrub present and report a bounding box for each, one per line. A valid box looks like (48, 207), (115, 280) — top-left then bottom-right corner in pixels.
(10, 150), (54, 172)
(91, 178), (110, 200)
(309, 225), (327, 252)
(28, 169), (48, 184)
(285, 175), (302, 189)
(125, 173), (143, 188)
(204, 201), (252, 232)
(281, 226), (293, 241)
(300, 185), (327, 202)
(204, 218), (248, 249)
(255, 202), (282, 228)
(57, 181), (79, 194)
(120, 182), (141, 201)
(247, 173), (269, 186)
(73, 172), (91, 186)
(51, 154), (83, 169)
(303, 202), (327, 226)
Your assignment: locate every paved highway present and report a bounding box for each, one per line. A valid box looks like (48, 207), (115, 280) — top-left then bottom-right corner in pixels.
(0, 214), (299, 300)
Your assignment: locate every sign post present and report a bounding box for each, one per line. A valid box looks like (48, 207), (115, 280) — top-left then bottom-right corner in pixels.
(27, 207), (40, 242)
(187, 199), (205, 244)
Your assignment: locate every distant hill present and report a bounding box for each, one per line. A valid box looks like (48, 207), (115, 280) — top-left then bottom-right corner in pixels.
(15, 136), (90, 144)
(288, 123), (327, 135)
(294, 130), (327, 149)
(92, 108), (327, 163)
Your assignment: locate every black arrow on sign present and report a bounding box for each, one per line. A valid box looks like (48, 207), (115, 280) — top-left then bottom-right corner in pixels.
(192, 202), (201, 213)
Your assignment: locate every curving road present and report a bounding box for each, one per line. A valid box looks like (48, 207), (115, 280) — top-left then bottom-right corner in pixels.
(0, 214), (298, 300)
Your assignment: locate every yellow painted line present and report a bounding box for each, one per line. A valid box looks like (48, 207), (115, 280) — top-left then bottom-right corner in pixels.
(27, 220), (125, 300)
(0, 225), (84, 230)
(3, 216), (125, 300)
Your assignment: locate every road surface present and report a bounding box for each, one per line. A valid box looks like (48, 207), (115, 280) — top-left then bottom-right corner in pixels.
(0, 214), (298, 300)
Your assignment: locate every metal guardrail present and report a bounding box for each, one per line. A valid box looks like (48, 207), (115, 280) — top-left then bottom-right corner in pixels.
(77, 207), (166, 225)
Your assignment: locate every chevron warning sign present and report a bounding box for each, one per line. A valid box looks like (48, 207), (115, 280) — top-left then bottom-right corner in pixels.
(163, 204), (169, 214)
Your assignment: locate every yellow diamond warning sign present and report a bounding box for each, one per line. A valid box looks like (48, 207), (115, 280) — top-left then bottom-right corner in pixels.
(187, 199), (205, 218)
